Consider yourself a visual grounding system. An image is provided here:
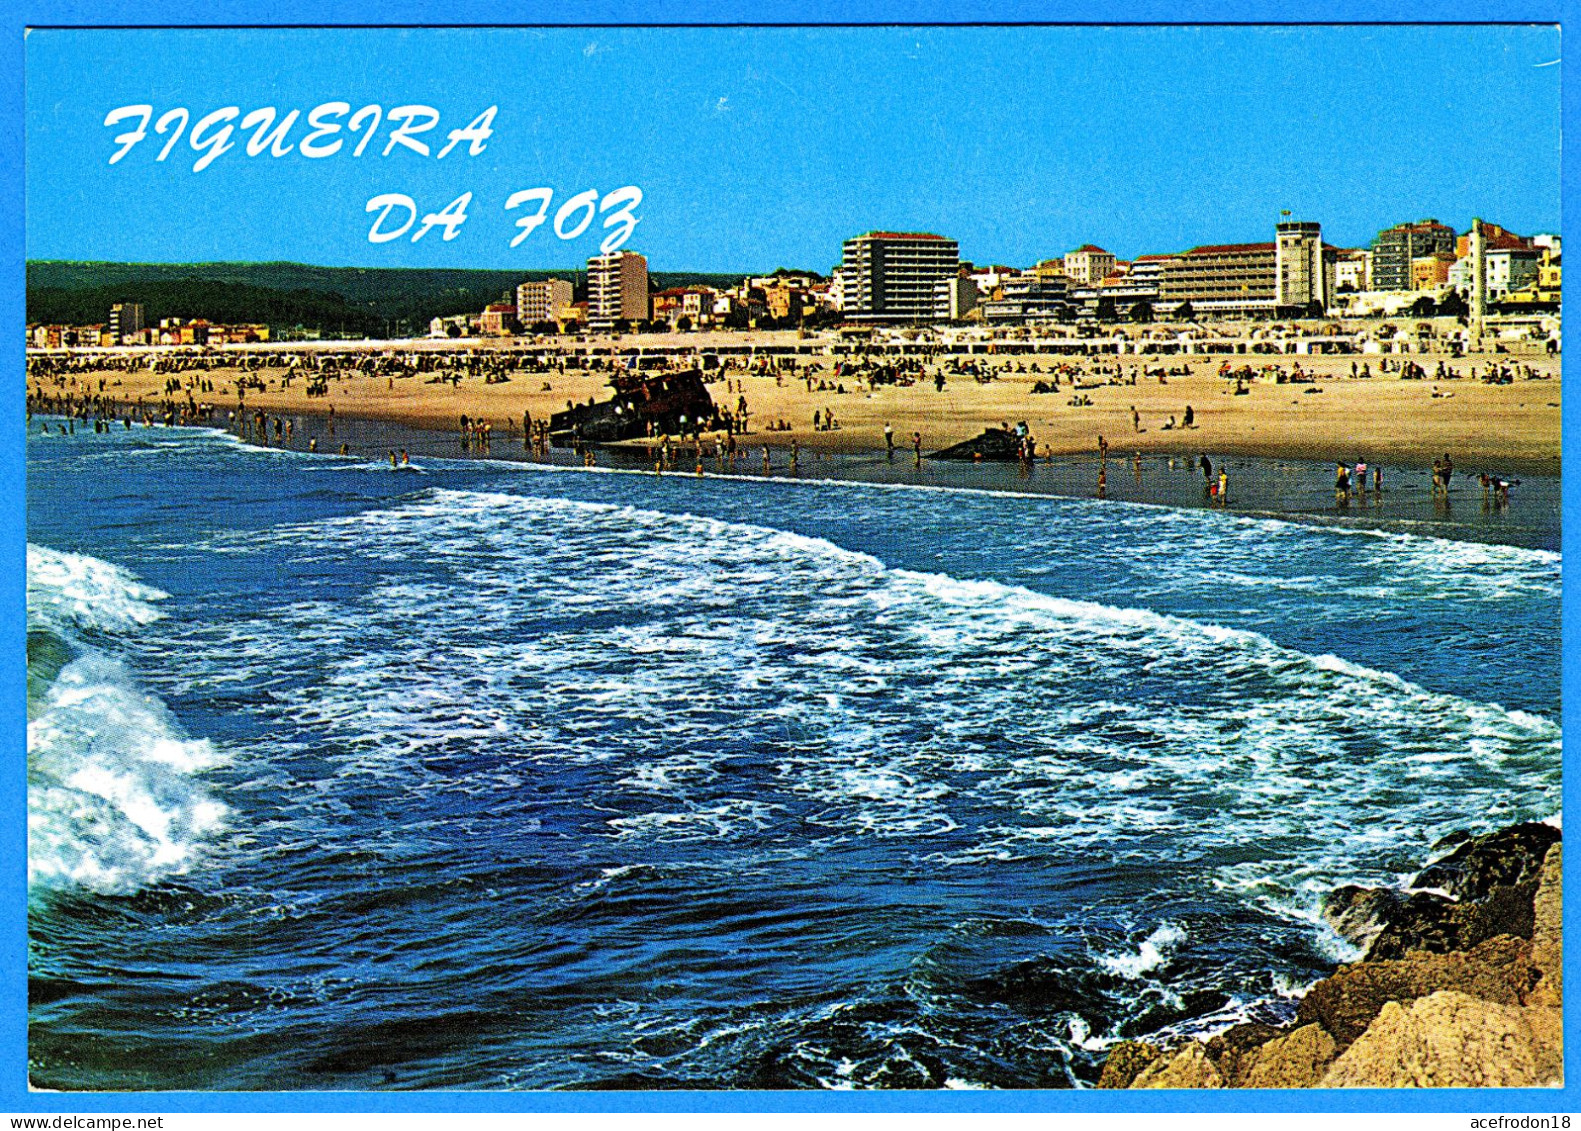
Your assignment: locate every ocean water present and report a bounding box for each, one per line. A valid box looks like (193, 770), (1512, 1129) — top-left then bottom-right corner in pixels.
(26, 422), (1562, 1091)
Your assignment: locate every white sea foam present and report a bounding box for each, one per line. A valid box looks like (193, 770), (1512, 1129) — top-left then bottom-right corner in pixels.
(28, 652), (228, 895)
(27, 544), (168, 634)
(27, 545), (227, 895)
(1096, 922), (1189, 979)
(148, 485), (1560, 925)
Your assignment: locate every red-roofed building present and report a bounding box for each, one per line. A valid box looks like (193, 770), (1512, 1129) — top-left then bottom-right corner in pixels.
(863, 231), (951, 241)
(479, 302), (517, 336)
(1455, 222), (1533, 258)
(1158, 221), (1335, 316)
(1064, 244), (1117, 284)
(651, 285), (718, 326)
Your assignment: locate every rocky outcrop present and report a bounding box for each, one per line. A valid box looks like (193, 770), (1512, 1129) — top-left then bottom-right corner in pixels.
(931, 428), (1032, 461)
(1102, 822), (1562, 1090)
(1095, 1041), (1162, 1089)
(1322, 992), (1560, 1088)
(1322, 823), (1559, 962)
(1236, 1024), (1338, 1088)
(1202, 1023), (1281, 1084)
(1294, 935), (1532, 1048)
(1411, 823), (1560, 900)
(1529, 843), (1563, 1008)
(1130, 1042), (1224, 1089)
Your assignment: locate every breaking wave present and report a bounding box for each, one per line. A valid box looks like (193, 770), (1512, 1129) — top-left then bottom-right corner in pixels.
(27, 545), (227, 896)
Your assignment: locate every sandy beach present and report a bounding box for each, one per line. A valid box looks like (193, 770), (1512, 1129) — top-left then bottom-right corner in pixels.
(30, 330), (1561, 476)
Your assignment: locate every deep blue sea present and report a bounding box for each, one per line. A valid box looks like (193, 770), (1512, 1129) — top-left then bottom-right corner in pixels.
(27, 422), (1562, 1091)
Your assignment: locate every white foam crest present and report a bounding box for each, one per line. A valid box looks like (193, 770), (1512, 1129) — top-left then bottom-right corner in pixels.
(605, 799), (782, 843)
(27, 544), (168, 635)
(28, 653), (227, 895)
(1096, 922), (1189, 979)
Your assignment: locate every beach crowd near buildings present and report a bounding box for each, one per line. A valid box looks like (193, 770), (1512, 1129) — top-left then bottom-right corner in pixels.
(24, 212), (1563, 503)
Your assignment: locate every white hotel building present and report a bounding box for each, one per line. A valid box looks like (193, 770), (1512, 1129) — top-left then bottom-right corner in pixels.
(834, 231), (960, 323)
(587, 251), (649, 327)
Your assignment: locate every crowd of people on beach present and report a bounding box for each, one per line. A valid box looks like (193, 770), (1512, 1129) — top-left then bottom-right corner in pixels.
(26, 342), (1547, 518)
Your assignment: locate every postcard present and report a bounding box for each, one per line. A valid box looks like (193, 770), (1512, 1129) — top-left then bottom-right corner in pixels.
(13, 14), (1572, 1119)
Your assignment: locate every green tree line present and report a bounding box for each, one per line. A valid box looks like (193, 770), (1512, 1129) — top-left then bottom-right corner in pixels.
(27, 261), (768, 335)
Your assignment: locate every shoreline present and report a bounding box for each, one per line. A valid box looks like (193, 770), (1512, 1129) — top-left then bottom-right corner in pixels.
(34, 406), (1563, 553)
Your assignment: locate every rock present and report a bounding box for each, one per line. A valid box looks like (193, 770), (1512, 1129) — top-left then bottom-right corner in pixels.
(1235, 1024), (1338, 1089)
(1203, 1022), (1281, 1084)
(1296, 935), (1530, 1048)
(1322, 885), (1403, 953)
(1095, 1041), (1162, 1089)
(1321, 991), (1561, 1088)
(1410, 822), (1560, 902)
(1528, 843), (1562, 1008)
(1326, 824), (1559, 962)
(1130, 1041), (1224, 1089)
(1364, 883), (1536, 960)
(1427, 829), (1472, 855)
(1114, 824), (1562, 1091)
(1523, 1002), (1565, 1082)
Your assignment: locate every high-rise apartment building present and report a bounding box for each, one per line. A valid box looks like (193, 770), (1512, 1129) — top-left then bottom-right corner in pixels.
(516, 278), (576, 325)
(587, 252), (649, 326)
(109, 302), (144, 343)
(932, 275), (980, 321)
(835, 232), (960, 322)
(1159, 242), (1278, 315)
(1370, 220), (1457, 292)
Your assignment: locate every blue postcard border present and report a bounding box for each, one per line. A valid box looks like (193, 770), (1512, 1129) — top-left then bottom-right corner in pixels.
(1, 0), (1574, 1116)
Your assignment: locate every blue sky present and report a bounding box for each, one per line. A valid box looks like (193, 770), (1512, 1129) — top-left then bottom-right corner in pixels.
(25, 25), (1561, 272)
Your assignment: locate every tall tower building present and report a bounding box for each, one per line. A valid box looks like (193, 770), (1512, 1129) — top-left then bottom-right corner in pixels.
(587, 252), (649, 326)
(836, 232), (960, 322)
(1275, 222), (1328, 311)
(1468, 217), (1488, 347)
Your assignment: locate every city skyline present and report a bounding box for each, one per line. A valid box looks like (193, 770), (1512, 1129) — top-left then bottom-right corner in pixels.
(25, 25), (1560, 271)
(21, 208), (1560, 279)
